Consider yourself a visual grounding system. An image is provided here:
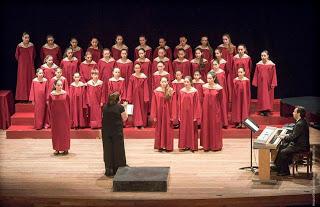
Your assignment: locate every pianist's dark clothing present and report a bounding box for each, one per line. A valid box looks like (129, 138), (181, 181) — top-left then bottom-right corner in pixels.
(275, 118), (310, 174)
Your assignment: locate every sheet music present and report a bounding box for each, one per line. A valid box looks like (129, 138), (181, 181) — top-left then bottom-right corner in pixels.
(125, 104), (134, 115)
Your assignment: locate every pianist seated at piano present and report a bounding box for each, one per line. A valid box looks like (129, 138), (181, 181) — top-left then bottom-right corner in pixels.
(273, 106), (310, 176)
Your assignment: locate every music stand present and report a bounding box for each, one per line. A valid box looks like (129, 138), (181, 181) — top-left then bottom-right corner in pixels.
(239, 118), (259, 173)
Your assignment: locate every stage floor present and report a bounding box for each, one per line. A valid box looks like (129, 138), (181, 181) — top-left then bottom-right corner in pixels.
(0, 129), (320, 207)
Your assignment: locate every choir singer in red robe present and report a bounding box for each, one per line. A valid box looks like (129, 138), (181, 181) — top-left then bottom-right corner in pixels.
(134, 35), (152, 60)
(86, 69), (104, 129)
(40, 34), (62, 65)
(231, 68), (251, 128)
(200, 71), (224, 151)
(49, 79), (70, 156)
(69, 72), (87, 129)
(29, 69), (48, 130)
(252, 50), (277, 116)
(178, 76), (201, 152)
(15, 32), (36, 101)
(126, 63), (149, 129)
(111, 35), (128, 61)
(150, 77), (176, 152)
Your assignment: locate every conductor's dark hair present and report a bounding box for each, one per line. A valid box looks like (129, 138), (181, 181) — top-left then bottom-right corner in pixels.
(296, 106), (306, 119)
(108, 92), (120, 106)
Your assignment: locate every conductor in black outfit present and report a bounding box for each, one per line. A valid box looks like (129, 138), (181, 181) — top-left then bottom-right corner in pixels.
(102, 92), (128, 177)
(274, 106), (310, 176)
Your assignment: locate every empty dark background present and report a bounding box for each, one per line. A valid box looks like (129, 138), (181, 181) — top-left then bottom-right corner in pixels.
(0, 0), (318, 99)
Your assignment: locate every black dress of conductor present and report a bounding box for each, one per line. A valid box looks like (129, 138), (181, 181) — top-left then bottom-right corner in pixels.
(102, 92), (128, 177)
(274, 106), (310, 176)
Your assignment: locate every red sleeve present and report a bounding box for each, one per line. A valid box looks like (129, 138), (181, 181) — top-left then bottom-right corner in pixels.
(177, 91), (181, 121)
(246, 80), (251, 112)
(15, 46), (19, 61)
(194, 91), (202, 122)
(121, 81), (127, 101)
(126, 76), (133, 103)
(64, 79), (69, 92)
(29, 81), (35, 102)
(150, 92), (156, 119)
(252, 65), (258, 87)
(143, 78), (149, 102)
(167, 61), (173, 77)
(271, 65), (277, 87)
(79, 64), (86, 83)
(83, 86), (88, 107)
(170, 91), (176, 120)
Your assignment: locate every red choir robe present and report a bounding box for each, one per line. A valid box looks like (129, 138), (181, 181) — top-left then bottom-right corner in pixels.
(172, 58), (191, 76)
(178, 88), (201, 150)
(49, 91), (70, 151)
(79, 60), (97, 83)
(105, 77), (126, 102)
(231, 77), (251, 123)
(171, 80), (184, 125)
(29, 78), (48, 129)
(214, 69), (228, 126)
(192, 79), (205, 104)
(200, 84), (224, 151)
(49, 76), (69, 92)
(15, 42), (36, 100)
(134, 45), (152, 61)
(70, 46), (83, 62)
(217, 44), (237, 73)
(190, 58), (210, 79)
(60, 57), (79, 84)
(134, 58), (152, 78)
(69, 81), (87, 128)
(173, 44), (193, 61)
(111, 44), (128, 60)
(41, 63), (59, 81)
(211, 58), (227, 71)
(150, 88), (176, 151)
(116, 59), (133, 87)
(97, 58), (116, 82)
(252, 60), (277, 111)
(195, 45), (213, 62)
(151, 57), (173, 76)
(86, 79), (104, 129)
(134, 58), (152, 100)
(126, 74), (149, 127)
(152, 71), (171, 91)
(218, 44), (237, 99)
(86, 47), (102, 63)
(232, 54), (252, 80)
(40, 44), (62, 65)
(153, 46), (172, 60)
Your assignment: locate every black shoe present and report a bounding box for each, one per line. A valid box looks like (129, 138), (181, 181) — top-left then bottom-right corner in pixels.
(277, 172), (290, 176)
(62, 151), (69, 155)
(270, 166), (278, 172)
(53, 151), (59, 156)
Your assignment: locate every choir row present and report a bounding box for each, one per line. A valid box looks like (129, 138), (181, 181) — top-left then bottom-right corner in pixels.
(15, 32), (277, 118)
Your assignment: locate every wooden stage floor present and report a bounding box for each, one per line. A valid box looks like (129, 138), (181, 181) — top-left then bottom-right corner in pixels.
(0, 129), (320, 207)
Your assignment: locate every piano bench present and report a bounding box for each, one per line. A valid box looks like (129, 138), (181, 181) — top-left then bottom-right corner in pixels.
(292, 150), (313, 178)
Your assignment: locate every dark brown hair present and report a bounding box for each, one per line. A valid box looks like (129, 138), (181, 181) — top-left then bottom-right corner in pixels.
(108, 92), (120, 105)
(296, 106), (306, 119)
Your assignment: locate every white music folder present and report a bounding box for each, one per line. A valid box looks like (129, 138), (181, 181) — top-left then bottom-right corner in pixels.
(125, 104), (134, 115)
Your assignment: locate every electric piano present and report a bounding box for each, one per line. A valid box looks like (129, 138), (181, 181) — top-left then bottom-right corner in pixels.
(252, 125), (293, 183)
